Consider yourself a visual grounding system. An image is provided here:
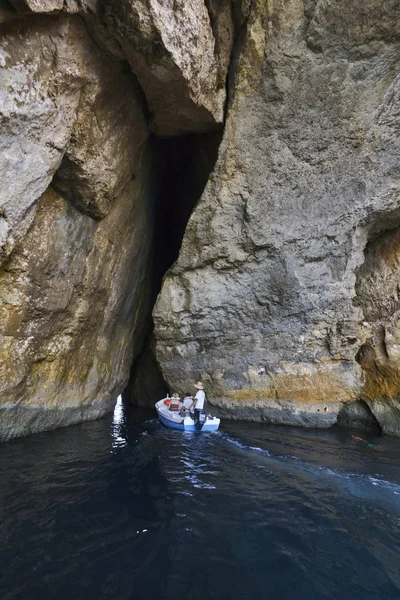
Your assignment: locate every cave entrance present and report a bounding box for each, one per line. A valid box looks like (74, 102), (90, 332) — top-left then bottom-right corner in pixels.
(151, 129), (223, 301)
(122, 128), (223, 407)
(354, 226), (400, 404)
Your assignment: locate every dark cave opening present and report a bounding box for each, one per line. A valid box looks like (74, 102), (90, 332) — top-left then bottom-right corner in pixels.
(335, 399), (382, 434)
(122, 128), (223, 407)
(150, 129), (223, 302)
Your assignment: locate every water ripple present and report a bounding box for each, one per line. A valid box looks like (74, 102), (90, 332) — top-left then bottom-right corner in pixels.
(1, 404), (400, 599)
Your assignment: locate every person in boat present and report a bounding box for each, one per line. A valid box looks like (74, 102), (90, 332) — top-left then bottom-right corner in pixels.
(182, 393), (193, 409)
(169, 393), (181, 412)
(188, 382), (206, 430)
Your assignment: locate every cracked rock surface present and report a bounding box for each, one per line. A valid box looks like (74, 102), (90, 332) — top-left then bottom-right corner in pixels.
(0, 0), (233, 440)
(154, 0), (400, 434)
(2, 0), (400, 440)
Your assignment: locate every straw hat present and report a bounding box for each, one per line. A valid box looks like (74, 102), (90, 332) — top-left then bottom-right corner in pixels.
(194, 381), (204, 390)
(171, 392), (180, 399)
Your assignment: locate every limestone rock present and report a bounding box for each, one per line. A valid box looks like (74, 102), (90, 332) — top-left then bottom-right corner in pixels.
(3, 0), (400, 441)
(100, 0), (234, 135)
(354, 228), (400, 435)
(0, 13), (153, 440)
(0, 16), (84, 264)
(154, 0), (400, 433)
(0, 164), (153, 440)
(0, 1), (231, 441)
(53, 46), (148, 219)
(7, 0), (94, 15)
(336, 400), (381, 433)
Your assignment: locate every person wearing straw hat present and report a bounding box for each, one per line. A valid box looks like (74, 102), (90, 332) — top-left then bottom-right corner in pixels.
(189, 381), (206, 430)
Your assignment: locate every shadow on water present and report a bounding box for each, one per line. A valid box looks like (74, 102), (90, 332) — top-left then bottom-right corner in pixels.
(1, 399), (400, 599)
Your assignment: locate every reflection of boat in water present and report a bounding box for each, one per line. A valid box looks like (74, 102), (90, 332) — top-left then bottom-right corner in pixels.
(155, 397), (220, 432)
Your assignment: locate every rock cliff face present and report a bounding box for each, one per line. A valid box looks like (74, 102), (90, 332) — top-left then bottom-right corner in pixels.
(0, 11), (154, 440)
(154, 0), (400, 435)
(0, 0), (231, 440)
(1, 0), (400, 440)
(100, 0), (233, 135)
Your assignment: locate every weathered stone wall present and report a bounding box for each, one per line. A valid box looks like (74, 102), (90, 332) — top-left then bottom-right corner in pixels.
(0, 12), (155, 439)
(154, 0), (400, 434)
(100, 0), (233, 136)
(0, 0), (233, 439)
(2, 0), (400, 439)
(355, 228), (400, 435)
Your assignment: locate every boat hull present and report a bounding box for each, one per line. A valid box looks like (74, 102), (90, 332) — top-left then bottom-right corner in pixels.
(156, 399), (220, 432)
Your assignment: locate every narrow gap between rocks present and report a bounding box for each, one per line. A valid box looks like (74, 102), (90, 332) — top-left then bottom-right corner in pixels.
(150, 130), (223, 302)
(335, 400), (382, 434)
(122, 128), (223, 408)
(121, 2), (248, 409)
(353, 225), (400, 428)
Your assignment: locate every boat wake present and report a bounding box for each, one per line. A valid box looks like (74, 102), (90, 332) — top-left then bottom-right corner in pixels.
(217, 430), (400, 514)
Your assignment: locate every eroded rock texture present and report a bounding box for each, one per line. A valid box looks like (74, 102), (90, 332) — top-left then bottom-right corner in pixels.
(355, 229), (400, 435)
(2, 0), (400, 440)
(101, 0), (233, 135)
(0, 12), (156, 439)
(0, 0), (233, 440)
(154, 0), (400, 433)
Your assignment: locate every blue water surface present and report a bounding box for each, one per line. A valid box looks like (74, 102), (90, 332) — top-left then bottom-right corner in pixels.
(1, 398), (400, 600)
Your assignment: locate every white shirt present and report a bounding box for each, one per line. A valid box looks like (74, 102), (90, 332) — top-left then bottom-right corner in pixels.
(194, 389), (205, 410)
(183, 396), (192, 409)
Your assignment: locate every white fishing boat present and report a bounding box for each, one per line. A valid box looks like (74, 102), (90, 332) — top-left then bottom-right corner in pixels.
(155, 396), (220, 432)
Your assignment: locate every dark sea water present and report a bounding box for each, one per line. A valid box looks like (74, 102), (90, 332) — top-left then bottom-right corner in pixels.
(1, 399), (400, 600)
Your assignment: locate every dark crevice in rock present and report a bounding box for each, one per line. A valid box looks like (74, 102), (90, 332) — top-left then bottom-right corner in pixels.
(224, 0), (253, 120)
(0, 0), (17, 17)
(354, 226), (400, 394)
(336, 400), (382, 434)
(304, 0), (319, 23)
(123, 330), (168, 409)
(123, 129), (223, 407)
(123, 3), (246, 407)
(150, 129), (223, 301)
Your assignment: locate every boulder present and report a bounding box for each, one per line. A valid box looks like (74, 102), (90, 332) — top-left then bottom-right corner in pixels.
(100, 0), (234, 135)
